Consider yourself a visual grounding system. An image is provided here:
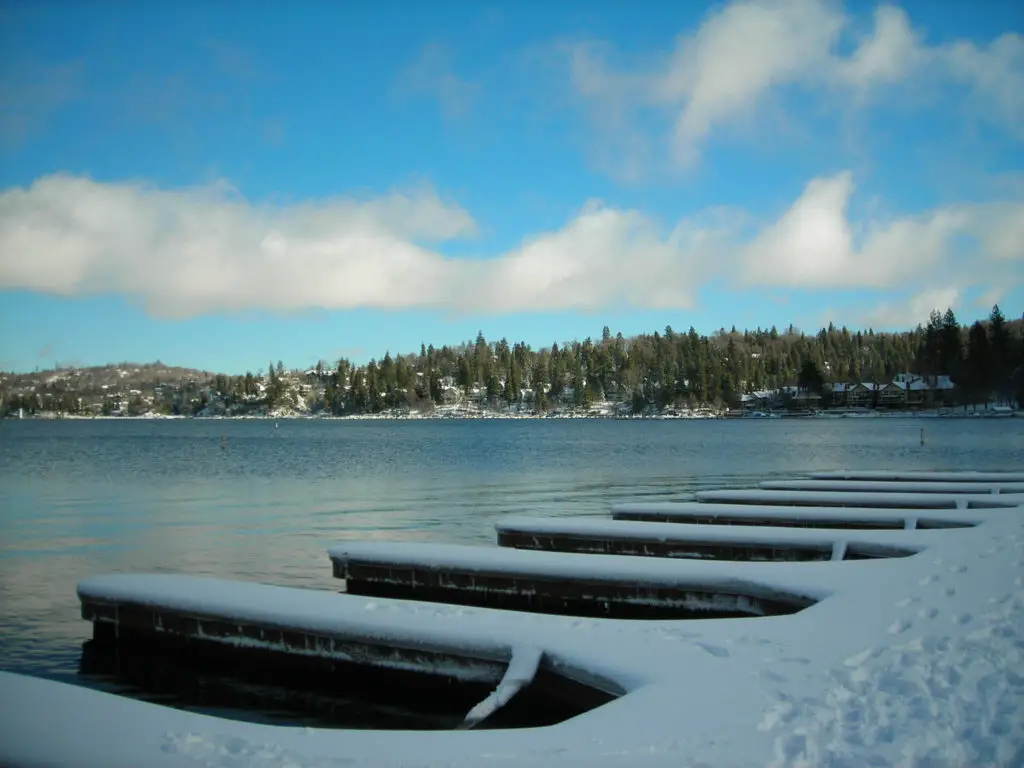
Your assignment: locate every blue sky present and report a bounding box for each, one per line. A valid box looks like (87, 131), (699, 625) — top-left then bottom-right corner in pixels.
(1, 1), (1021, 374)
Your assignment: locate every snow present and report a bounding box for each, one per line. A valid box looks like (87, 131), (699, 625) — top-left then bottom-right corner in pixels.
(497, 515), (932, 552)
(810, 470), (1024, 483)
(4, 487), (1024, 766)
(761, 478), (1024, 494)
(458, 645), (543, 730)
(610, 501), (986, 527)
(694, 488), (1020, 508)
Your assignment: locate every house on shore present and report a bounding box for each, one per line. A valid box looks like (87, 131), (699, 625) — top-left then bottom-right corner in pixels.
(743, 373), (960, 413)
(828, 374), (957, 410)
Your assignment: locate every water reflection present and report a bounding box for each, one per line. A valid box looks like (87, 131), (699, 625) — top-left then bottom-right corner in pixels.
(78, 640), (464, 730)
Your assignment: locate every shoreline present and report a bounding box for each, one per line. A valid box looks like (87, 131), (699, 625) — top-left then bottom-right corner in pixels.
(9, 407), (1021, 422)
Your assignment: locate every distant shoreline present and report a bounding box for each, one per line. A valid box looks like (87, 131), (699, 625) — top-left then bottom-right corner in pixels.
(9, 408), (1021, 422)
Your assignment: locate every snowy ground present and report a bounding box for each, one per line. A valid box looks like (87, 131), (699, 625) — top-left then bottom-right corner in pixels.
(2, 489), (1023, 766)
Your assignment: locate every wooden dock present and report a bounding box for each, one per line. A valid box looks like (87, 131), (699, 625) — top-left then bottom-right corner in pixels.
(328, 542), (821, 619)
(809, 470), (1024, 483)
(609, 501), (983, 529)
(693, 488), (1018, 508)
(759, 479), (1024, 494)
(495, 516), (923, 560)
(78, 574), (621, 729)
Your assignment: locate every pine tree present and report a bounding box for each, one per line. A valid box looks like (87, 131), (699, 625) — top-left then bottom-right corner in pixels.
(989, 305), (1011, 403)
(965, 321), (992, 409)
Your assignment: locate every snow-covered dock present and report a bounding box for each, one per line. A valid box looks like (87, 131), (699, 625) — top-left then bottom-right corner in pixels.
(760, 478), (1024, 494)
(811, 470), (1024, 483)
(611, 500), (984, 528)
(329, 541), (821, 618)
(2, 469), (1023, 767)
(694, 487), (1019, 508)
(496, 515), (924, 560)
(77, 573), (623, 728)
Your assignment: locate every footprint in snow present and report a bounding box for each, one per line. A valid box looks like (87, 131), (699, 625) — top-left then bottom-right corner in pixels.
(843, 648), (878, 667)
(952, 613), (972, 626)
(949, 564), (968, 574)
(918, 574), (939, 586)
(888, 619), (912, 635)
(918, 607), (939, 620)
(943, 587), (957, 598)
(760, 669), (787, 684)
(895, 597), (918, 607)
(695, 642), (729, 658)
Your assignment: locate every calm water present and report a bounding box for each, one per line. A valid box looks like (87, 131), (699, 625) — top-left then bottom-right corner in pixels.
(1, 417), (1021, 724)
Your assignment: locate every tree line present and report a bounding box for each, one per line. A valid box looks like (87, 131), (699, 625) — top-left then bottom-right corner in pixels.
(255, 304), (1023, 414)
(3, 305), (1021, 417)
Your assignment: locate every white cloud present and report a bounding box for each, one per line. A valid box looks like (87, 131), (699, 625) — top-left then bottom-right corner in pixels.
(0, 172), (1017, 319)
(862, 287), (961, 330)
(0, 175), (476, 318)
(656, 0), (844, 166)
(741, 172), (1019, 289)
(565, 0), (1024, 170)
(835, 6), (927, 92)
(943, 33), (1024, 136)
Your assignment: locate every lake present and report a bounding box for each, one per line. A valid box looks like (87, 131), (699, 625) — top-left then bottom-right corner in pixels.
(1, 417), (1021, 725)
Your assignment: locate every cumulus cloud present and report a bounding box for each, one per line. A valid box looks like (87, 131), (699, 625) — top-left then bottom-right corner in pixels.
(862, 287), (961, 330)
(0, 175), (475, 318)
(742, 172), (1021, 289)
(0, 172), (1017, 319)
(657, 0), (844, 165)
(0, 174), (704, 317)
(564, 0), (1024, 170)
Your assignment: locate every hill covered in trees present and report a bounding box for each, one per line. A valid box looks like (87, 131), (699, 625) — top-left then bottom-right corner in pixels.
(2, 306), (1021, 418)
